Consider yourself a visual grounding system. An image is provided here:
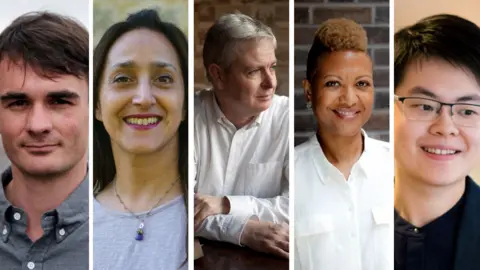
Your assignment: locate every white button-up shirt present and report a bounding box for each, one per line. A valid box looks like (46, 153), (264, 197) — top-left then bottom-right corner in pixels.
(194, 90), (289, 245)
(294, 132), (393, 270)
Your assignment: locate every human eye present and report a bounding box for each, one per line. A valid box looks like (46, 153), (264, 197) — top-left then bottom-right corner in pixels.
(247, 69), (260, 76)
(460, 109), (478, 116)
(407, 99), (435, 111)
(112, 74), (133, 84)
(8, 99), (29, 109)
(325, 81), (340, 87)
(49, 98), (73, 106)
(419, 104), (435, 111)
(456, 105), (480, 117)
(154, 74), (174, 84)
(356, 80), (371, 88)
(407, 99), (437, 112)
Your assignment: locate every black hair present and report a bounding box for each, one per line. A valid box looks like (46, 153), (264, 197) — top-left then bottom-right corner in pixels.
(93, 9), (188, 200)
(395, 14), (480, 90)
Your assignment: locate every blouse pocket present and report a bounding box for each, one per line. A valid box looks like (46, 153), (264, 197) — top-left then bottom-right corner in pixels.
(244, 161), (283, 197)
(295, 215), (337, 270)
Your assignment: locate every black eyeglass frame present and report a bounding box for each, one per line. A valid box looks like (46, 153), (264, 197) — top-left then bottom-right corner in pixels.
(394, 95), (480, 126)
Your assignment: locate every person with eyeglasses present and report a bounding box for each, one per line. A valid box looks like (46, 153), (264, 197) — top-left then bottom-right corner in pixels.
(394, 14), (480, 270)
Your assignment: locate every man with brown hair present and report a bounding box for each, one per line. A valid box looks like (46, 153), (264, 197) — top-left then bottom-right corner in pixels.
(0, 12), (89, 269)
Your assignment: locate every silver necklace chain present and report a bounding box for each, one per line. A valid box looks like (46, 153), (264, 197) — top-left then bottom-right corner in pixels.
(113, 176), (180, 240)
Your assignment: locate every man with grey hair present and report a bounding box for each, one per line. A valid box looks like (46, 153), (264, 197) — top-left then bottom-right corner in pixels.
(194, 12), (289, 258)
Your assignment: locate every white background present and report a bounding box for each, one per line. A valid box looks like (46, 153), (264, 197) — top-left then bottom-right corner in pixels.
(0, 0), (89, 30)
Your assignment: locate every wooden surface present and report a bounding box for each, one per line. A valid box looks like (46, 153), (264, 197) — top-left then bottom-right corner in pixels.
(194, 238), (289, 270)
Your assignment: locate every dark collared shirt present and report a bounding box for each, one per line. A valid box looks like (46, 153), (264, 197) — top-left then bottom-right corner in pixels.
(0, 168), (89, 270)
(394, 187), (466, 270)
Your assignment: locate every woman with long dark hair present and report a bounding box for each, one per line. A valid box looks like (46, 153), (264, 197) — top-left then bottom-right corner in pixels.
(92, 9), (188, 269)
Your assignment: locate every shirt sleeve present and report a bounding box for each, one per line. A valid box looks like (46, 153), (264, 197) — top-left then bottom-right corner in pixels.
(194, 160), (289, 246)
(225, 152), (289, 224)
(194, 96), (290, 245)
(194, 214), (253, 245)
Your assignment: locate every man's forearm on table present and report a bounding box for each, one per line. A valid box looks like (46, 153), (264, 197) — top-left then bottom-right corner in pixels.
(226, 195), (289, 223)
(195, 213), (252, 246)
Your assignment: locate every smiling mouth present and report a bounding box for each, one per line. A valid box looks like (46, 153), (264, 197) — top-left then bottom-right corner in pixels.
(333, 109), (360, 119)
(124, 116), (161, 125)
(123, 116), (163, 130)
(421, 147), (461, 156)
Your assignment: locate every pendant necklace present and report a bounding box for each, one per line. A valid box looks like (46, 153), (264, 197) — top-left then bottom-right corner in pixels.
(114, 176), (180, 241)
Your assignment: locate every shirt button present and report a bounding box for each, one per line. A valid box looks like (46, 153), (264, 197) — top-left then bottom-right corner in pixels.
(2, 226), (7, 235)
(13, 212), (21, 221)
(59, 228), (66, 236)
(413, 228), (419, 233)
(27, 262), (35, 269)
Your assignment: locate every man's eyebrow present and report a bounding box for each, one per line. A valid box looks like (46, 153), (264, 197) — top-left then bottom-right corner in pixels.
(245, 60), (278, 69)
(0, 92), (29, 101)
(46, 90), (80, 99)
(0, 90), (80, 102)
(456, 94), (480, 102)
(409, 86), (480, 103)
(408, 86), (438, 98)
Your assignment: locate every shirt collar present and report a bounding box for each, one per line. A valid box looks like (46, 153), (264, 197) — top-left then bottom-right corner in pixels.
(56, 171), (89, 227)
(0, 168), (12, 221)
(211, 91), (265, 128)
(307, 135), (331, 185)
(0, 167), (89, 228)
(394, 187), (465, 232)
(211, 91), (226, 123)
(361, 129), (371, 153)
(309, 129), (371, 184)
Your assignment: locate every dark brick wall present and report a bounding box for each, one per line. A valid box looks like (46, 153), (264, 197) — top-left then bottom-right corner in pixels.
(194, 0), (289, 96)
(294, 0), (390, 145)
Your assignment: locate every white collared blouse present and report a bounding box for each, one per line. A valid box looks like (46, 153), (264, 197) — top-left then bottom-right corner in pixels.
(294, 132), (393, 270)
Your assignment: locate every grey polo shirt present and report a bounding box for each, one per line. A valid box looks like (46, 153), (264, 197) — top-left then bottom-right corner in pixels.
(0, 168), (89, 270)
